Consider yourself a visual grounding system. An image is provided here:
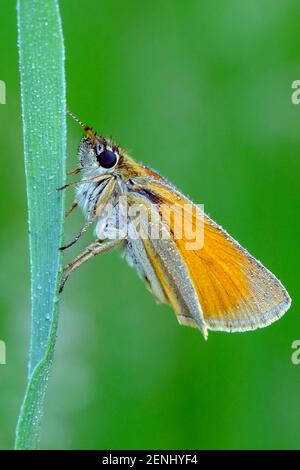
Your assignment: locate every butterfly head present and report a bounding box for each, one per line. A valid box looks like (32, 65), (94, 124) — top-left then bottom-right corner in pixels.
(78, 135), (120, 174)
(68, 110), (121, 174)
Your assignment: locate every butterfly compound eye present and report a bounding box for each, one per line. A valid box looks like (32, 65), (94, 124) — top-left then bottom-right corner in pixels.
(96, 149), (117, 169)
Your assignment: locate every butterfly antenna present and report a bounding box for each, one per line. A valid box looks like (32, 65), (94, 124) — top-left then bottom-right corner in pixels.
(67, 110), (96, 139)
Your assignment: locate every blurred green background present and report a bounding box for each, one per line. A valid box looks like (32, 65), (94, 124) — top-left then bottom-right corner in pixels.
(0, 0), (300, 450)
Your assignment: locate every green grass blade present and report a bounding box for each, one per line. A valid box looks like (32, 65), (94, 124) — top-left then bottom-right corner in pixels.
(15, 0), (66, 450)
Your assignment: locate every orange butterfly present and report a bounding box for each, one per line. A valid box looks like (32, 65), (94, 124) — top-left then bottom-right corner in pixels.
(59, 111), (291, 339)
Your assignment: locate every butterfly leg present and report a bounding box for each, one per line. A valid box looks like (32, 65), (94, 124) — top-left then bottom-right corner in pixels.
(60, 177), (117, 251)
(67, 167), (81, 176)
(59, 238), (123, 293)
(65, 201), (78, 218)
(57, 174), (111, 191)
(60, 218), (94, 251)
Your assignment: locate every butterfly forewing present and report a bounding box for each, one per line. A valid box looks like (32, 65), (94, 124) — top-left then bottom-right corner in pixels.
(128, 176), (291, 334)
